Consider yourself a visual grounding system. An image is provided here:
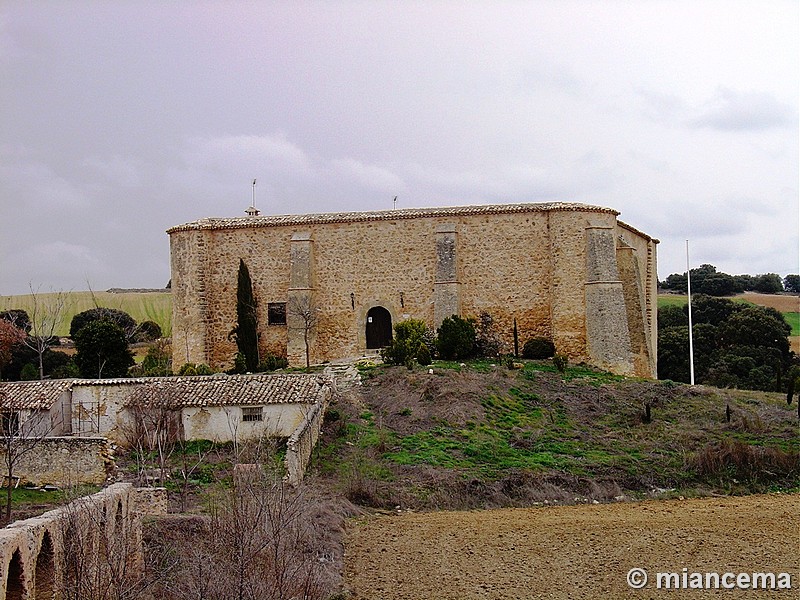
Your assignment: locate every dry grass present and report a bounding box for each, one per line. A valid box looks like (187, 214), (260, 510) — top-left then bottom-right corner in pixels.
(734, 292), (800, 312)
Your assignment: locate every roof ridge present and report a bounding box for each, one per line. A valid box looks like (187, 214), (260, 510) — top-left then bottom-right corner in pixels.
(167, 202), (618, 233)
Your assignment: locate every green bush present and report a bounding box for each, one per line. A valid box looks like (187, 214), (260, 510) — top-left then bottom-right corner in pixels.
(20, 363), (38, 381)
(381, 319), (430, 365)
(231, 352), (247, 374)
(140, 340), (172, 376)
(135, 320), (163, 343)
(522, 337), (556, 359)
(73, 320), (134, 378)
(474, 311), (502, 357)
(178, 363), (214, 376)
(437, 315), (476, 360)
(70, 308), (137, 340)
(195, 363), (214, 375)
(258, 351), (289, 372)
(416, 343), (432, 366)
(553, 353), (568, 372)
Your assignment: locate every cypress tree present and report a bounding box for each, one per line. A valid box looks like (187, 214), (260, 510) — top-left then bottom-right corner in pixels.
(236, 259), (259, 372)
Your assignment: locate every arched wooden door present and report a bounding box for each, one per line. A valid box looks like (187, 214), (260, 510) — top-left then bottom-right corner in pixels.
(366, 306), (392, 349)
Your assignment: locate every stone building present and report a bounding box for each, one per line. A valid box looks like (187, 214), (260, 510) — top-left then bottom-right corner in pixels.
(168, 202), (658, 377)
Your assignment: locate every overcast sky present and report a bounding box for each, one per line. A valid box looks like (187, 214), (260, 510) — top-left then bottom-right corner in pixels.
(1, 1), (797, 296)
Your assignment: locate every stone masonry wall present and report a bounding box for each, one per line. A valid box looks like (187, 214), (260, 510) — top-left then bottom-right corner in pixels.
(0, 437), (111, 487)
(284, 391), (330, 486)
(169, 204), (658, 377)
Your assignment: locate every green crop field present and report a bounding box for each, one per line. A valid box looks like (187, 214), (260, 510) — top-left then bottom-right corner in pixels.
(0, 291), (172, 337)
(657, 295), (688, 308)
(785, 312), (800, 336)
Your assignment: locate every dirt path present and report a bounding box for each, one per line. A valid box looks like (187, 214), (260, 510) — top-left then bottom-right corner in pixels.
(344, 494), (799, 599)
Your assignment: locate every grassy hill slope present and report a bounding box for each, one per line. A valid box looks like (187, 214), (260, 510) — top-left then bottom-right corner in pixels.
(312, 360), (799, 510)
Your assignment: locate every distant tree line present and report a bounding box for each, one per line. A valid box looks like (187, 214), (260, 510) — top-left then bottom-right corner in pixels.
(658, 295), (794, 391)
(661, 264), (796, 296)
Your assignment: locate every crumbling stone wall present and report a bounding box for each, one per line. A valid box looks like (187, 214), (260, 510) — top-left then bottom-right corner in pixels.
(284, 387), (332, 485)
(0, 437), (112, 487)
(169, 203), (658, 377)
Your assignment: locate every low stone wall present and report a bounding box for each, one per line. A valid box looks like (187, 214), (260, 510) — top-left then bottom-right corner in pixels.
(284, 391), (331, 485)
(0, 483), (167, 600)
(0, 437), (112, 487)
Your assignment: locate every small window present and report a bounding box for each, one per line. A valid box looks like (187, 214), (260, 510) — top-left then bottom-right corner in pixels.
(242, 406), (264, 422)
(268, 302), (287, 326)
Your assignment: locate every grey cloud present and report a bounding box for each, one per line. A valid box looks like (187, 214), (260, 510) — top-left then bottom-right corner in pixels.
(690, 88), (797, 131)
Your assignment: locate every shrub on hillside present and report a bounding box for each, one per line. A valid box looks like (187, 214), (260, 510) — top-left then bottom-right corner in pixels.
(381, 318), (430, 365)
(474, 311), (503, 358)
(20, 363), (38, 381)
(552, 353), (568, 373)
(416, 343), (432, 366)
(437, 315), (476, 360)
(522, 337), (556, 360)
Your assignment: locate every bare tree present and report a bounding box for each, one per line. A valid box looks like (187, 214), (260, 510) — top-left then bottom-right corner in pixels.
(288, 296), (319, 370)
(21, 285), (69, 379)
(124, 403), (181, 486)
(147, 466), (332, 600)
(0, 391), (54, 523)
(59, 493), (174, 600)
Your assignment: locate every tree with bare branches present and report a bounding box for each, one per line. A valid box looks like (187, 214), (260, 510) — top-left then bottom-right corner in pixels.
(288, 296), (319, 370)
(0, 393), (54, 523)
(21, 285), (69, 379)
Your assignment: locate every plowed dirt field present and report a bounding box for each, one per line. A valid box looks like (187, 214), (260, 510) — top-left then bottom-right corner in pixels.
(344, 494), (799, 599)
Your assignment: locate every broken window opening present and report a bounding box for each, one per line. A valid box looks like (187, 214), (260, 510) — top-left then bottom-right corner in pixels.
(268, 303), (287, 326)
(242, 406), (264, 422)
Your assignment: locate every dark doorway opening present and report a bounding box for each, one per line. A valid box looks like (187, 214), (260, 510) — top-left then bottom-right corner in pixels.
(7, 549), (25, 600)
(35, 532), (55, 599)
(366, 307), (392, 349)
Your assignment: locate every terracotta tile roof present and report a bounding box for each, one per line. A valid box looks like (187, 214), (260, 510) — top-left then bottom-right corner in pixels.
(122, 374), (331, 409)
(167, 202), (619, 233)
(0, 380), (72, 411)
(0, 374), (331, 411)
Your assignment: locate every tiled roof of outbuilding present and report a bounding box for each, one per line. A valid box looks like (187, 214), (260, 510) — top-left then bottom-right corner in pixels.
(167, 202), (619, 233)
(122, 374), (330, 409)
(0, 374), (330, 411)
(0, 380), (72, 410)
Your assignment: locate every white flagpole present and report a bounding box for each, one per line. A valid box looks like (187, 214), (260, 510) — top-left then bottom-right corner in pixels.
(686, 240), (695, 385)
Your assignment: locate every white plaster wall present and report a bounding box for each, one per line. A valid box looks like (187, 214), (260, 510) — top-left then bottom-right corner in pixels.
(71, 384), (133, 442)
(181, 403), (311, 443)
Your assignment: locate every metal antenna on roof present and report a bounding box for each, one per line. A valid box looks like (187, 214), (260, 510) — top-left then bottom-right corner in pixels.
(252, 179), (257, 209)
(393, 196), (397, 210)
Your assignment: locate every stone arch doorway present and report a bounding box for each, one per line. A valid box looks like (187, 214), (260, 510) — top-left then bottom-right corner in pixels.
(365, 306), (392, 349)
